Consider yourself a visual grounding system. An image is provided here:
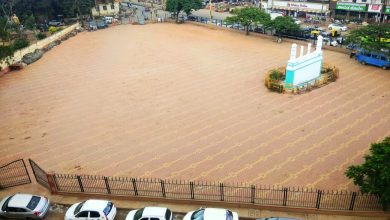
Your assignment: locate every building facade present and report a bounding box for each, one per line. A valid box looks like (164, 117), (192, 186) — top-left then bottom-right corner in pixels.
(91, 0), (120, 17)
(333, 0), (388, 22)
(268, 0), (330, 18)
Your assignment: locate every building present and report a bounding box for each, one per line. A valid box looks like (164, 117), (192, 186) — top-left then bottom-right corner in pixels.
(268, 0), (330, 18)
(91, 0), (120, 17)
(333, 0), (388, 22)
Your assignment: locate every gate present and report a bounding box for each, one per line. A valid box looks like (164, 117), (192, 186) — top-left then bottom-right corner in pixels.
(29, 159), (50, 189)
(0, 159), (31, 189)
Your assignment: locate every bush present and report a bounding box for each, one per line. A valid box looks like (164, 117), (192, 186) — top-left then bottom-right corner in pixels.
(48, 26), (63, 35)
(36, 32), (47, 40)
(11, 38), (29, 51)
(0, 45), (13, 60)
(269, 69), (282, 80)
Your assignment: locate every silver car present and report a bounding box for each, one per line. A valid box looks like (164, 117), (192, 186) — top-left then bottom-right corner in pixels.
(0, 193), (50, 219)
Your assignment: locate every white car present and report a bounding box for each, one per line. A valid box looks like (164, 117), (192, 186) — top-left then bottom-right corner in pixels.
(328, 23), (348, 32)
(183, 208), (239, 220)
(65, 200), (116, 220)
(0, 193), (50, 219)
(293, 18), (301, 25)
(125, 206), (173, 220)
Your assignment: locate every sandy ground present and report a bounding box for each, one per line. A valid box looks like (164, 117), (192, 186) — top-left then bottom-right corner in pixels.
(0, 23), (389, 191)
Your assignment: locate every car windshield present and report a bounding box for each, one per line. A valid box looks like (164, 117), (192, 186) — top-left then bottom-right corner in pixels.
(226, 210), (233, 220)
(191, 209), (205, 220)
(74, 201), (86, 215)
(26, 196), (41, 210)
(1, 196), (13, 211)
(133, 208), (144, 219)
(103, 202), (113, 216)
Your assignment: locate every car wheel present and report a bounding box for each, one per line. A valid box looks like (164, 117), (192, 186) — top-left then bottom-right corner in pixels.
(383, 66), (388, 70)
(361, 61), (366, 65)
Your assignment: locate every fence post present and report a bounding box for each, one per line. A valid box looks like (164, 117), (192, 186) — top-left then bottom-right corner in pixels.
(349, 192), (357, 210)
(77, 176), (84, 192)
(251, 185), (256, 204)
(190, 181), (195, 199)
(220, 183), (224, 201)
(160, 180), (166, 198)
(316, 190), (322, 209)
(283, 188), (288, 206)
(132, 178), (138, 196)
(46, 173), (58, 194)
(104, 177), (111, 194)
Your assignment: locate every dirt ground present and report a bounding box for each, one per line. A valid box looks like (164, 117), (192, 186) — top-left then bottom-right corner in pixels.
(0, 23), (389, 191)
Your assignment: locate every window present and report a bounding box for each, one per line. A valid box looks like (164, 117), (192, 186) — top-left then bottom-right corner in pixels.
(191, 209), (205, 220)
(111, 4), (115, 9)
(27, 196), (41, 210)
(226, 210), (233, 220)
(134, 208), (145, 219)
(103, 5), (107, 10)
(380, 56), (386, 61)
(1, 196), (13, 211)
(149, 218), (160, 220)
(74, 201), (85, 215)
(76, 211), (89, 217)
(90, 211), (100, 217)
(165, 209), (172, 220)
(103, 202), (113, 216)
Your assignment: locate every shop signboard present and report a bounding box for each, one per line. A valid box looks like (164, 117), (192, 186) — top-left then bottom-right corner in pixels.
(273, 1), (328, 10)
(368, 4), (382, 13)
(386, 6), (390, 14)
(336, 2), (367, 11)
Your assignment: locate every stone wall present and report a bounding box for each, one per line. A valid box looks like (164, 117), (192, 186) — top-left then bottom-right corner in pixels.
(0, 23), (81, 71)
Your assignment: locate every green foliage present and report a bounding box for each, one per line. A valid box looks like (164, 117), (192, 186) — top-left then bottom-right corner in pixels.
(346, 24), (390, 57)
(270, 16), (300, 37)
(269, 69), (282, 80)
(11, 38), (29, 51)
(0, 16), (10, 42)
(61, 0), (95, 18)
(345, 137), (390, 210)
(166, 0), (202, 22)
(36, 32), (46, 40)
(24, 14), (36, 30)
(48, 26), (63, 34)
(225, 7), (270, 35)
(0, 45), (13, 60)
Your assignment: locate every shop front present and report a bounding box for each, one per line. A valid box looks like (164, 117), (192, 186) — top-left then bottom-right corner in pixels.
(271, 1), (329, 18)
(335, 2), (367, 21)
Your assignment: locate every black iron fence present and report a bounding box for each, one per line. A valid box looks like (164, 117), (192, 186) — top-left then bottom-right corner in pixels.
(49, 173), (382, 211)
(0, 159), (31, 189)
(29, 159), (50, 190)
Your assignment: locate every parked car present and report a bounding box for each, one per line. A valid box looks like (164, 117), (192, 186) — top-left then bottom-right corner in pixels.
(88, 20), (98, 31)
(65, 200), (116, 220)
(183, 208), (239, 220)
(0, 193), (50, 219)
(293, 18), (301, 25)
(48, 20), (64, 27)
(356, 49), (390, 69)
(125, 206), (173, 220)
(97, 20), (108, 29)
(328, 23), (348, 32)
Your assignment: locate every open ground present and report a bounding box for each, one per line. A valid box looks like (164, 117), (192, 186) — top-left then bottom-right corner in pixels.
(0, 23), (389, 191)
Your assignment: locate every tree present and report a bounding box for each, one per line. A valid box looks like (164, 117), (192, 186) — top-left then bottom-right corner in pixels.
(166, 0), (202, 22)
(345, 137), (390, 210)
(269, 16), (300, 40)
(24, 14), (36, 30)
(61, 0), (95, 18)
(225, 7), (270, 35)
(346, 23), (390, 57)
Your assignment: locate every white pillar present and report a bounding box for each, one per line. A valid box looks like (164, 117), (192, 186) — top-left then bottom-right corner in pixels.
(290, 43), (297, 60)
(300, 45), (304, 57)
(316, 35), (323, 52)
(307, 43), (312, 54)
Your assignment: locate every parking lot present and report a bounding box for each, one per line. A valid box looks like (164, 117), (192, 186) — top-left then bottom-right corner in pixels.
(0, 23), (389, 191)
